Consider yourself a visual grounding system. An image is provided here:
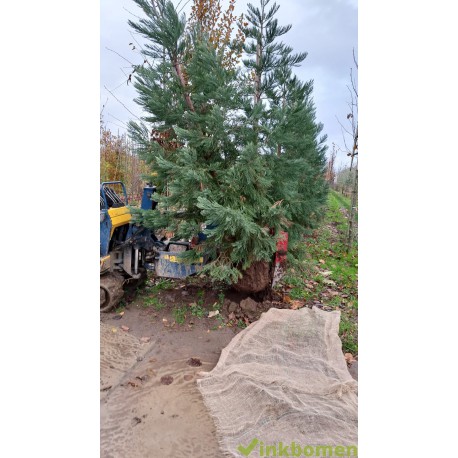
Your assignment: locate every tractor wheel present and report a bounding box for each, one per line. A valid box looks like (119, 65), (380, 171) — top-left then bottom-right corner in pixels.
(100, 273), (125, 313)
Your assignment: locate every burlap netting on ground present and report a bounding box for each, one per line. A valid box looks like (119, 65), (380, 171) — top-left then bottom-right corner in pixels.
(197, 307), (358, 457)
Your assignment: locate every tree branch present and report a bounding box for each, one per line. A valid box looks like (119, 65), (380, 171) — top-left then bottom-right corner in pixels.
(104, 85), (142, 121)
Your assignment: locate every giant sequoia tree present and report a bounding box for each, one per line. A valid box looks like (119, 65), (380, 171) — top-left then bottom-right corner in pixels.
(128, 0), (328, 289)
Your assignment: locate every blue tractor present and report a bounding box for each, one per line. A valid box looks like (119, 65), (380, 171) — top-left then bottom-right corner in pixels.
(100, 182), (204, 312)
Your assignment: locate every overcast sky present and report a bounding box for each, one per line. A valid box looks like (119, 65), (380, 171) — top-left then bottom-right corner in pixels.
(100, 0), (357, 167)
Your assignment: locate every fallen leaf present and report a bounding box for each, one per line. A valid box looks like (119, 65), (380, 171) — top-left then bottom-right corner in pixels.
(345, 353), (356, 364)
(121, 325), (130, 332)
(321, 271), (333, 277)
(319, 259), (325, 264)
(140, 336), (151, 343)
(160, 375), (174, 385)
(131, 417), (142, 426)
(283, 295), (292, 303)
(322, 278), (336, 286)
(187, 358), (202, 367)
(208, 310), (219, 318)
(290, 300), (305, 310)
(119, 311), (125, 316)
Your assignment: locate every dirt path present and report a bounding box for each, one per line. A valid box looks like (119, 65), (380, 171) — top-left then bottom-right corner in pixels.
(100, 272), (357, 457)
(100, 304), (236, 457)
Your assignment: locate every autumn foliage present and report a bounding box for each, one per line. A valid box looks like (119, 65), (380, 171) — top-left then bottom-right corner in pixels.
(100, 121), (149, 202)
(189, 0), (246, 69)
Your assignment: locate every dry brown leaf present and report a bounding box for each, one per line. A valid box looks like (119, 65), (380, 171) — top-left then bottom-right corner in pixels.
(345, 353), (355, 364)
(283, 295), (292, 303)
(319, 259), (325, 264)
(321, 271), (333, 277)
(290, 300), (305, 310)
(160, 375), (174, 385)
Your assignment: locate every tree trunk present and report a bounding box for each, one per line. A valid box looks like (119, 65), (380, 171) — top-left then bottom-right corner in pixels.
(346, 167), (358, 253)
(173, 60), (195, 112)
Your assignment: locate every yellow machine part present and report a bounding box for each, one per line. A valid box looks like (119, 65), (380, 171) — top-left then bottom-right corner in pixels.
(100, 255), (111, 273)
(108, 207), (131, 237)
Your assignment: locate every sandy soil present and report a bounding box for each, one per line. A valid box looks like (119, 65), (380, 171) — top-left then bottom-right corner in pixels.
(100, 295), (237, 458)
(100, 279), (358, 457)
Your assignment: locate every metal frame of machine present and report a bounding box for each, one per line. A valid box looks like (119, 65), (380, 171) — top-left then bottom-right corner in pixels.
(100, 181), (204, 312)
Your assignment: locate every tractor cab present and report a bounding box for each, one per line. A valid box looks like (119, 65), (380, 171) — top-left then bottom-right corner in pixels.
(100, 182), (131, 258)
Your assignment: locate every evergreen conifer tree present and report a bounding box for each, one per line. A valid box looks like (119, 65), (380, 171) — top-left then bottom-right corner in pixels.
(242, 0), (328, 247)
(128, 0), (328, 289)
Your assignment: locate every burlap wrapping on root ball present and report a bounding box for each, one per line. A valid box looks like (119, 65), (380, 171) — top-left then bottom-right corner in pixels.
(197, 307), (358, 457)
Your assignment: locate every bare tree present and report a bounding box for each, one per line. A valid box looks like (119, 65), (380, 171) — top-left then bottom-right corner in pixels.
(325, 143), (338, 186)
(346, 51), (358, 252)
(336, 49), (358, 252)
